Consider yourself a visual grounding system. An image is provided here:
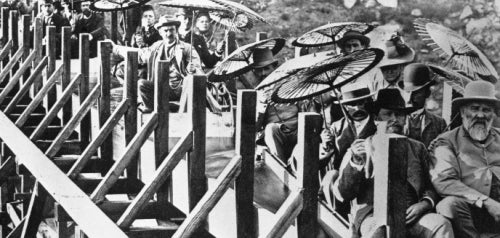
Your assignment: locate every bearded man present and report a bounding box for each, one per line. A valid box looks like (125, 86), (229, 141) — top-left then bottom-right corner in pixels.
(431, 80), (500, 238)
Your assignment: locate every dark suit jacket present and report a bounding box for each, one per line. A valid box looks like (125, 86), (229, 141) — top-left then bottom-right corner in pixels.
(335, 137), (438, 238)
(409, 110), (447, 148)
(181, 31), (221, 69)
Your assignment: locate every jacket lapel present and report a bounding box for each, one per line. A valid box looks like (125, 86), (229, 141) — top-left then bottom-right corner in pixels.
(175, 42), (184, 71)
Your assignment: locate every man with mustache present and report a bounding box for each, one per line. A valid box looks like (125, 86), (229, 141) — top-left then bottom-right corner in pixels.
(71, 0), (108, 58)
(399, 63), (447, 147)
(333, 88), (453, 238)
(431, 80), (500, 237)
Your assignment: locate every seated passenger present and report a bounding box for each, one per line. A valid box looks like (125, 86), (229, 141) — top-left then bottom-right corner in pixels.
(431, 81), (500, 238)
(333, 88), (453, 238)
(71, 0), (108, 58)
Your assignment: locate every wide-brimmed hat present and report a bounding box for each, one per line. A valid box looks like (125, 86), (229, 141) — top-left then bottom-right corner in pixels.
(335, 83), (376, 104)
(398, 63), (436, 92)
(251, 48), (278, 69)
(336, 30), (371, 48)
(378, 35), (415, 68)
(154, 16), (181, 30)
(374, 88), (416, 113)
(453, 80), (500, 110)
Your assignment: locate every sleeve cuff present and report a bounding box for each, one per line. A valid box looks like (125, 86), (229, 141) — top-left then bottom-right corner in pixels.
(421, 196), (435, 208)
(349, 157), (365, 171)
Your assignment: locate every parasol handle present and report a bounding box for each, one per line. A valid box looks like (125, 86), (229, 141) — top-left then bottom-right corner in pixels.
(318, 95), (329, 129)
(189, 10), (196, 64)
(332, 89), (357, 138)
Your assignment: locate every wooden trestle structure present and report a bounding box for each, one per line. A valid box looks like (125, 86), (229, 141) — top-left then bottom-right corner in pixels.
(0, 7), (415, 238)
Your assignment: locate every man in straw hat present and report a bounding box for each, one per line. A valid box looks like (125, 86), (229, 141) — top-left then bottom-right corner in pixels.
(431, 80), (500, 237)
(399, 63), (447, 147)
(107, 15), (203, 113)
(333, 88), (453, 238)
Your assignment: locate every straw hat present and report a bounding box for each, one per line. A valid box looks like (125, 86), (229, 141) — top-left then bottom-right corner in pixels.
(336, 83), (375, 104)
(154, 16), (181, 30)
(453, 80), (500, 110)
(378, 35), (415, 68)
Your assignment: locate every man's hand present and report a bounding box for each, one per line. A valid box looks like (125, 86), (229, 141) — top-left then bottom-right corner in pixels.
(320, 129), (333, 144)
(216, 41), (225, 55)
(406, 200), (431, 225)
(350, 139), (366, 164)
(484, 198), (500, 222)
(70, 34), (78, 40)
(187, 62), (196, 74)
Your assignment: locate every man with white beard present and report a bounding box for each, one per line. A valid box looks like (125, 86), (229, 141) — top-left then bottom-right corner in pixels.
(431, 80), (500, 238)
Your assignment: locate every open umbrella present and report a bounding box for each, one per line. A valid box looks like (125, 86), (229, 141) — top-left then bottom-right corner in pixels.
(292, 22), (375, 47)
(90, 0), (150, 12)
(414, 18), (499, 81)
(210, 0), (267, 24)
(158, 0), (227, 11)
(270, 48), (384, 103)
(428, 64), (472, 95)
(209, 38), (286, 82)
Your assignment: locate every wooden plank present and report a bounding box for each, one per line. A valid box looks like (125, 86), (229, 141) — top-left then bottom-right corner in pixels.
(68, 99), (129, 179)
(4, 57), (48, 114)
(45, 84), (101, 158)
(6, 218), (23, 238)
(32, 17), (43, 94)
(30, 74), (82, 141)
(373, 135), (407, 238)
(263, 190), (303, 238)
(256, 32), (267, 41)
(1, 8), (8, 45)
(46, 26), (57, 109)
(91, 113), (158, 203)
(0, 40), (12, 62)
(9, 11), (18, 53)
(235, 90), (257, 238)
(0, 156), (15, 185)
(125, 51), (139, 179)
(296, 112), (321, 238)
(0, 47), (24, 85)
(317, 201), (350, 238)
(0, 112), (128, 238)
(173, 155), (242, 238)
(110, 12), (118, 42)
(55, 203), (71, 238)
(80, 33), (91, 149)
(0, 50), (36, 104)
(100, 200), (185, 222)
(99, 41), (113, 164)
(20, 183), (48, 238)
(6, 203), (21, 226)
(117, 131), (193, 228)
(20, 15), (30, 85)
(61, 26), (72, 123)
(188, 74), (207, 210)
(15, 65), (62, 127)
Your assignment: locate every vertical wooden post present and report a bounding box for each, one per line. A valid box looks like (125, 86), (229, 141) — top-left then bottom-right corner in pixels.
(224, 31), (236, 57)
(256, 32), (267, 41)
(55, 203), (71, 238)
(373, 135), (407, 238)
(296, 112), (321, 238)
(1, 7), (8, 46)
(110, 12), (118, 43)
(21, 15), (31, 84)
(9, 11), (18, 80)
(125, 51), (139, 179)
(235, 90), (258, 237)
(61, 26), (72, 124)
(20, 183), (49, 238)
(188, 75), (207, 210)
(442, 83), (452, 125)
(46, 26), (57, 110)
(98, 41), (113, 169)
(154, 60), (170, 219)
(79, 33), (91, 149)
(33, 17), (43, 94)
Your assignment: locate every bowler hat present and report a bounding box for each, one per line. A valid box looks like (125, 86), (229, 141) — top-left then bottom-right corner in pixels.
(453, 80), (500, 110)
(154, 16), (181, 30)
(398, 63), (436, 92)
(336, 82), (375, 104)
(251, 48), (278, 69)
(336, 30), (370, 48)
(374, 88), (416, 113)
(378, 35), (415, 67)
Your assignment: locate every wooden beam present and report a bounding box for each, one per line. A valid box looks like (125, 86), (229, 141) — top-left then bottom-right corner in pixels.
(0, 47), (24, 85)
(4, 57), (48, 114)
(0, 40), (12, 62)
(188, 74), (207, 210)
(32, 17), (43, 93)
(98, 41), (113, 164)
(45, 84), (101, 158)
(173, 155), (241, 238)
(235, 90), (257, 238)
(20, 15), (30, 85)
(68, 99), (130, 179)
(15, 65), (62, 127)
(110, 12), (118, 42)
(373, 135), (407, 238)
(20, 183), (48, 238)
(125, 51), (139, 179)
(79, 33), (91, 149)
(91, 113), (159, 203)
(1, 8), (8, 45)
(46, 26), (57, 109)
(263, 190), (303, 238)
(0, 112), (128, 238)
(296, 112), (321, 238)
(61, 26), (72, 124)
(0, 50), (36, 104)
(117, 131), (193, 228)
(30, 74), (82, 141)
(9, 11), (18, 53)
(0, 156), (15, 185)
